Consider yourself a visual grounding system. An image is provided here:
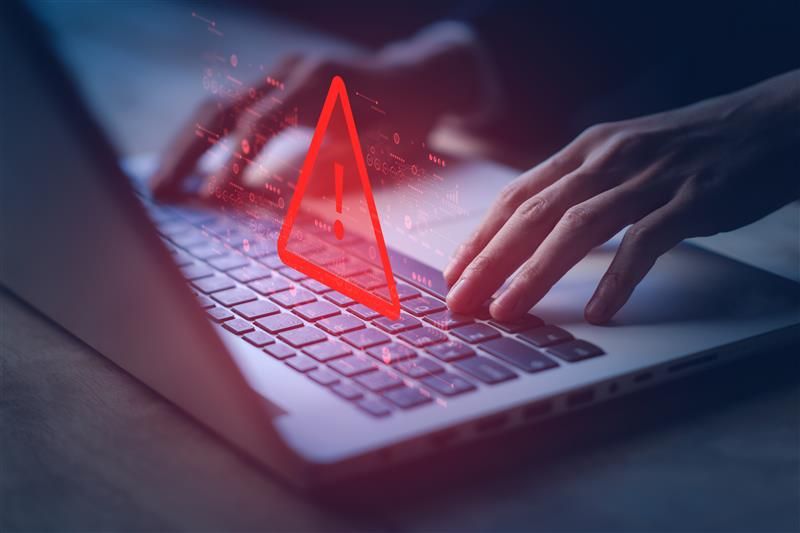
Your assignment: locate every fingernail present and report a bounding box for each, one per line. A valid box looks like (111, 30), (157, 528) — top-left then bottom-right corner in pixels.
(585, 297), (608, 323)
(446, 277), (470, 310)
(491, 292), (528, 320)
(443, 263), (455, 285)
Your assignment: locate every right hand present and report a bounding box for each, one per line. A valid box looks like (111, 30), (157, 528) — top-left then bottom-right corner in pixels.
(149, 22), (489, 202)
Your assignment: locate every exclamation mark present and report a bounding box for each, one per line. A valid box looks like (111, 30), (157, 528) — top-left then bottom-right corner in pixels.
(333, 162), (344, 240)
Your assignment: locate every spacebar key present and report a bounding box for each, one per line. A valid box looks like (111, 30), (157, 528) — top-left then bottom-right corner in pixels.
(479, 337), (558, 373)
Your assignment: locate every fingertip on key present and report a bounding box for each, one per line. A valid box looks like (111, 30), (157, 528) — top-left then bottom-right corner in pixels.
(445, 277), (471, 312)
(584, 298), (610, 325)
(489, 294), (524, 322)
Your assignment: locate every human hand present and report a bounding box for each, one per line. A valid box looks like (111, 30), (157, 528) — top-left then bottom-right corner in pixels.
(149, 21), (487, 201)
(445, 70), (800, 324)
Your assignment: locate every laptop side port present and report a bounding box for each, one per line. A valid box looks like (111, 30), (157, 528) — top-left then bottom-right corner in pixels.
(429, 428), (459, 448)
(523, 400), (553, 420)
(633, 372), (653, 383)
(566, 388), (595, 408)
(668, 353), (718, 374)
(475, 414), (509, 434)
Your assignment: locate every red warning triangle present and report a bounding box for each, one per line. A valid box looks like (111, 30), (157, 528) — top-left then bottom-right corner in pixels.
(277, 76), (401, 319)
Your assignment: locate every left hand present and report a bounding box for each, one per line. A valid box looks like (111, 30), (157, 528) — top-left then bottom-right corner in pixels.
(444, 70), (800, 324)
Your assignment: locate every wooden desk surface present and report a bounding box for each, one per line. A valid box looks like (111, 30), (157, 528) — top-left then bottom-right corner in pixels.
(2, 3), (799, 531)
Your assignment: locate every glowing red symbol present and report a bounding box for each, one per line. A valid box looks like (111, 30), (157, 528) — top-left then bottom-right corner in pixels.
(278, 76), (401, 319)
(333, 162), (344, 240)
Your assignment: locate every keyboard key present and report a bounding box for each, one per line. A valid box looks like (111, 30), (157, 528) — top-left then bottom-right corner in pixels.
(175, 207), (216, 225)
(366, 342), (416, 364)
(293, 300), (339, 322)
(259, 253), (284, 270)
(264, 342), (295, 360)
(303, 340), (351, 362)
(451, 323), (501, 344)
(519, 325), (574, 347)
(270, 288), (316, 309)
(341, 327), (390, 349)
(207, 307), (234, 323)
(157, 220), (192, 237)
(401, 296), (447, 316)
(383, 386), (432, 409)
(424, 310), (474, 330)
(222, 318), (255, 335)
(196, 294), (215, 309)
(169, 229), (207, 248)
(351, 271), (387, 290)
(192, 275), (235, 294)
(241, 240), (274, 259)
(397, 327), (448, 348)
(547, 339), (605, 362)
(354, 369), (403, 392)
(243, 329), (275, 347)
(421, 372), (476, 396)
(490, 313), (545, 333)
(286, 355), (317, 373)
(348, 304), (381, 320)
(324, 292), (355, 307)
(479, 337), (558, 373)
(171, 251), (195, 267)
(255, 313), (303, 334)
(249, 277), (291, 295)
(208, 253), (251, 271)
(186, 242), (225, 260)
(393, 357), (444, 378)
(356, 397), (392, 417)
(279, 266), (307, 282)
(328, 259), (370, 278)
(181, 263), (214, 280)
(306, 246), (347, 266)
(426, 340), (475, 362)
(453, 356), (518, 384)
(227, 263), (272, 283)
(278, 326), (327, 348)
(376, 284), (419, 302)
(328, 354), (377, 376)
(289, 238), (324, 255)
(331, 382), (363, 401)
(316, 314), (365, 335)
(212, 287), (258, 307)
(373, 314), (422, 334)
(301, 278), (332, 294)
(308, 368), (340, 386)
(233, 299), (280, 320)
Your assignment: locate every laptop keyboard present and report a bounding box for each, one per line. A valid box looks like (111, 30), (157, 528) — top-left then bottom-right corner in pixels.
(137, 194), (606, 418)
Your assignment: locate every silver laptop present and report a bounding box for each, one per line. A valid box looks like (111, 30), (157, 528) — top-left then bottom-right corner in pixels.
(2, 3), (798, 489)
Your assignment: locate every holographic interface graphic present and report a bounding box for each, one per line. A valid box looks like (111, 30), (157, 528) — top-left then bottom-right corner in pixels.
(190, 11), (466, 319)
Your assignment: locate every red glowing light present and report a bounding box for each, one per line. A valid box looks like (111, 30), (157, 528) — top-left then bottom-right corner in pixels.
(277, 76), (401, 319)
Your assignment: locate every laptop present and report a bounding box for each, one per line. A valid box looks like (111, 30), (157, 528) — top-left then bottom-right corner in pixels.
(2, 3), (799, 489)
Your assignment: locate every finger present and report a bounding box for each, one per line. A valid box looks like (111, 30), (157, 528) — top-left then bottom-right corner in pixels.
(442, 149), (581, 286)
(149, 98), (239, 201)
(447, 164), (609, 314)
(202, 133), (257, 200)
(150, 55), (302, 201)
(584, 197), (692, 324)
(489, 181), (668, 321)
(218, 57), (332, 191)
